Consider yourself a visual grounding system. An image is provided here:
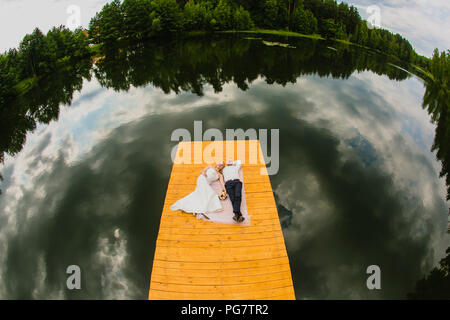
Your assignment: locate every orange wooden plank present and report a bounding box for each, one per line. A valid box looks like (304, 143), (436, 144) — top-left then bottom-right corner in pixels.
(148, 140), (295, 300)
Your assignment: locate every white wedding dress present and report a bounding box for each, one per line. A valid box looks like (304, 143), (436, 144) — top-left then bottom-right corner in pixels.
(170, 168), (222, 218)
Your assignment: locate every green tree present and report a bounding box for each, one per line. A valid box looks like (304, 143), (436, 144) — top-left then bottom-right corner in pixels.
(369, 28), (382, 50)
(319, 18), (339, 38)
(89, 0), (124, 44)
(213, 0), (235, 30)
(321, 0), (338, 20)
(122, 0), (153, 39)
(408, 247), (450, 299)
(183, 0), (209, 30)
(18, 28), (58, 77)
(45, 26), (90, 60)
(233, 5), (253, 30)
(263, 0), (278, 28)
(213, 0), (253, 30)
(290, 8), (317, 34)
(422, 49), (450, 200)
(0, 50), (19, 106)
(150, 0), (183, 32)
(346, 5), (360, 35)
(262, 0), (288, 29)
(358, 22), (369, 45)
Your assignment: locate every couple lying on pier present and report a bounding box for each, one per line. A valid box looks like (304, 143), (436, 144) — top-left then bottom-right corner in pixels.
(170, 158), (250, 225)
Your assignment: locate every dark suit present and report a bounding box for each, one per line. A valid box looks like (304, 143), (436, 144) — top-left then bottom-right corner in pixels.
(225, 179), (243, 217)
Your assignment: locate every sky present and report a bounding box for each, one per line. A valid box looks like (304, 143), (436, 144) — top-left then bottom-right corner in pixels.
(348, 0), (450, 56)
(0, 0), (449, 56)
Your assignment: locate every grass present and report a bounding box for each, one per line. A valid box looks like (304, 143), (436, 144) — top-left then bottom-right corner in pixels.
(332, 38), (355, 46)
(220, 29), (324, 40)
(411, 64), (434, 81)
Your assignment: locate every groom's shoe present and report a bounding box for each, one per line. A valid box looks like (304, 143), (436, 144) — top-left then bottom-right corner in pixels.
(237, 216), (245, 223)
(232, 214), (239, 222)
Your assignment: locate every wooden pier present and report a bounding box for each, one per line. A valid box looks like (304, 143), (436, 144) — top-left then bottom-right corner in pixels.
(148, 140), (295, 299)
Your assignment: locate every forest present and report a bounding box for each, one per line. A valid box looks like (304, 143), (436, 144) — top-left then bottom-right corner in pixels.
(87, 0), (427, 65)
(0, 0), (436, 112)
(0, 0), (432, 92)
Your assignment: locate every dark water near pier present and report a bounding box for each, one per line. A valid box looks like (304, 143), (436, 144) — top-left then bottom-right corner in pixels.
(0, 34), (448, 299)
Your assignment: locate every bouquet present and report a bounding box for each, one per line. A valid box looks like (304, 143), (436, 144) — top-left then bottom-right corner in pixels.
(218, 189), (228, 200)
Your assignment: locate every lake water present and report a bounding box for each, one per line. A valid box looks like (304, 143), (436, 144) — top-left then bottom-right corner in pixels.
(0, 34), (448, 299)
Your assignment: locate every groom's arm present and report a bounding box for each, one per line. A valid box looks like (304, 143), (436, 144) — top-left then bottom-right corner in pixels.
(233, 160), (242, 169)
(218, 173), (226, 190)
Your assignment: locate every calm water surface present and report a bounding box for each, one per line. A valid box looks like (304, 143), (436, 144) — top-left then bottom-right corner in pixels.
(0, 35), (448, 299)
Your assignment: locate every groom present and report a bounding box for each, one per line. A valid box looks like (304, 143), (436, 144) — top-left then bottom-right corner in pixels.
(222, 158), (245, 223)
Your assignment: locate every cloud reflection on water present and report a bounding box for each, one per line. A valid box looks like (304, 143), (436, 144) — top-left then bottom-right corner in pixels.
(0, 69), (448, 299)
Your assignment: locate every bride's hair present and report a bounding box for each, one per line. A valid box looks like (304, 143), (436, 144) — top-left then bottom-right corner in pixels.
(216, 160), (224, 173)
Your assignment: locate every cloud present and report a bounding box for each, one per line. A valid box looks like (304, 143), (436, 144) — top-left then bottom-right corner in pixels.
(0, 0), (110, 52)
(345, 0), (450, 56)
(227, 72), (448, 298)
(96, 234), (138, 299)
(0, 109), (174, 298)
(0, 60), (447, 299)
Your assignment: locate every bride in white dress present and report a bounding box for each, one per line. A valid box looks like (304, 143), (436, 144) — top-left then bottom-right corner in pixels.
(170, 163), (226, 220)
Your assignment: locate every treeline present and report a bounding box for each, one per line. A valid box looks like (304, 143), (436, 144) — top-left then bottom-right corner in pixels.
(408, 247), (450, 299)
(236, 0), (359, 39)
(0, 0), (434, 111)
(0, 26), (90, 108)
(409, 49), (450, 299)
(88, 0), (424, 65)
(300, 0), (425, 65)
(0, 27), (89, 81)
(350, 20), (424, 66)
(0, 26), (92, 186)
(422, 49), (450, 201)
(88, 0), (253, 44)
